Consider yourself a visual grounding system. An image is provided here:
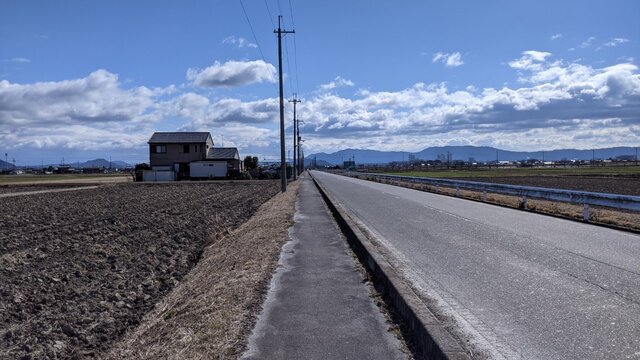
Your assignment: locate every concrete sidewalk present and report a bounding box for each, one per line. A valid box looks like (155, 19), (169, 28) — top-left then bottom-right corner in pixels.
(243, 175), (406, 360)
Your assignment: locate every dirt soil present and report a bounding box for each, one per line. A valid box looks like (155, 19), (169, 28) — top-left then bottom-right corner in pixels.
(105, 180), (300, 360)
(0, 181), (279, 359)
(458, 176), (640, 196)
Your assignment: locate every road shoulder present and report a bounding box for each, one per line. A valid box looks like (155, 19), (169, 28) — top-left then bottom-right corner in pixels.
(243, 175), (407, 360)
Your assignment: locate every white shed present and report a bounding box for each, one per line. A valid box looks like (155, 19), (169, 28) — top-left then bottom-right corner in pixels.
(190, 161), (228, 178)
(142, 170), (176, 182)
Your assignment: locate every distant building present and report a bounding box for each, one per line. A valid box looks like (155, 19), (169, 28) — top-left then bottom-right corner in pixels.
(190, 147), (243, 179)
(343, 160), (356, 169)
(145, 132), (241, 181)
(148, 132), (213, 179)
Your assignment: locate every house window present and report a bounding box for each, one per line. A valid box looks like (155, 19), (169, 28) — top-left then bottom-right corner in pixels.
(183, 144), (190, 153)
(194, 145), (199, 152)
(154, 145), (166, 154)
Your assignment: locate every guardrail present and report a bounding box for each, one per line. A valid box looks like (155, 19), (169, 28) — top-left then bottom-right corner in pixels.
(343, 172), (640, 221)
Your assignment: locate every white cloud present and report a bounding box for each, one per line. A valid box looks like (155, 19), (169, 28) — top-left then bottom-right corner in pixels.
(3, 51), (639, 157)
(3, 57), (31, 63)
(319, 76), (355, 90)
(508, 50), (552, 72)
(186, 60), (276, 87)
(550, 34), (563, 41)
(432, 52), (464, 67)
(603, 37), (629, 47)
(292, 56), (640, 152)
(579, 36), (596, 48)
(164, 92), (279, 125)
(222, 36), (257, 48)
(172, 53), (639, 155)
(0, 70), (165, 150)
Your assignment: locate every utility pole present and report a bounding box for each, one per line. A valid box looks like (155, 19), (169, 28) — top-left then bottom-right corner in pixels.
(297, 130), (302, 175)
(4, 153), (7, 172)
(298, 140), (303, 174)
(275, 16), (294, 192)
(289, 94), (301, 180)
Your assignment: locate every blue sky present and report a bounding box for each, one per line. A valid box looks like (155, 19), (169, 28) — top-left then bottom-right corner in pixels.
(1, 0), (639, 165)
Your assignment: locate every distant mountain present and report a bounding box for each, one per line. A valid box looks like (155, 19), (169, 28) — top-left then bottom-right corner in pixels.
(77, 158), (130, 168)
(304, 158), (331, 167)
(0, 159), (15, 170)
(16, 158), (132, 169)
(306, 146), (638, 165)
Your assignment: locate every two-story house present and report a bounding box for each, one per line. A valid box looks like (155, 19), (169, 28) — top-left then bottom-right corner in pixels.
(148, 132), (214, 179)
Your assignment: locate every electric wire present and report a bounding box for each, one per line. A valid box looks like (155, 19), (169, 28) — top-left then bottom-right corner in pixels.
(238, 0), (279, 91)
(263, 0), (275, 29)
(238, 0), (267, 64)
(287, 0), (296, 29)
(284, 0), (299, 95)
(292, 34), (300, 95)
(284, 33), (294, 96)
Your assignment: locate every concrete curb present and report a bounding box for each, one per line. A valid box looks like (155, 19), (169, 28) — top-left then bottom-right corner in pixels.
(310, 173), (470, 360)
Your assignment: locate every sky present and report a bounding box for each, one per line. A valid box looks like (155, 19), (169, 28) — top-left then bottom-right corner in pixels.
(0, 0), (639, 165)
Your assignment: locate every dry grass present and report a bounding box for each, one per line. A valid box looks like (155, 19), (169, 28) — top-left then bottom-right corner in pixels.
(104, 180), (300, 360)
(372, 178), (640, 232)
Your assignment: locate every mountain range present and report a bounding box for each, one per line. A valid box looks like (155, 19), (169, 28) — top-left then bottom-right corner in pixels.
(306, 146), (638, 165)
(0, 159), (15, 170)
(2, 158), (131, 169)
(72, 158), (131, 168)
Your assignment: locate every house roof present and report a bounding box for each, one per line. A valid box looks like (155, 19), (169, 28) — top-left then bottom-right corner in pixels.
(207, 147), (240, 160)
(148, 132), (212, 144)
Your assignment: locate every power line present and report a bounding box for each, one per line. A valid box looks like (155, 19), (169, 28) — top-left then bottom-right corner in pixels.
(263, 0), (275, 28)
(239, 0), (278, 90)
(284, 33), (294, 96)
(286, 0), (300, 94)
(292, 27), (300, 94)
(238, 0), (267, 64)
(287, 0), (296, 28)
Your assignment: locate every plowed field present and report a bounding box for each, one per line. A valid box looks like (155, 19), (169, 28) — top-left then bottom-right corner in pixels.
(0, 181), (279, 359)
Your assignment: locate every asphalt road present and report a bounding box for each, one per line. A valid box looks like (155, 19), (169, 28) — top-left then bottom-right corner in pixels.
(312, 170), (640, 360)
